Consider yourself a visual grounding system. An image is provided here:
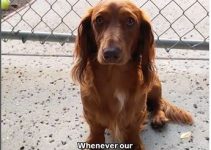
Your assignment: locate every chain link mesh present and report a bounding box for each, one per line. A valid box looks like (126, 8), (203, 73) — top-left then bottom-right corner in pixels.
(1, 0), (209, 50)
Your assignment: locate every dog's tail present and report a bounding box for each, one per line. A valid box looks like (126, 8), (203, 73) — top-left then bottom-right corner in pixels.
(161, 98), (193, 124)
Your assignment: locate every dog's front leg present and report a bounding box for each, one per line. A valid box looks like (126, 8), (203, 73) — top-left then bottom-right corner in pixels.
(82, 104), (105, 144)
(86, 120), (105, 144)
(122, 110), (147, 150)
(124, 128), (144, 150)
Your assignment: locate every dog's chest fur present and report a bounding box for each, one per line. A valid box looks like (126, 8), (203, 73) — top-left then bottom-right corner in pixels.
(83, 63), (147, 141)
(90, 63), (141, 118)
(114, 89), (127, 112)
(92, 65), (136, 112)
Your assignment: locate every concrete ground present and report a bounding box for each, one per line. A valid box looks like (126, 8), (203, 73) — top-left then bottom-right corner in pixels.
(1, 41), (209, 150)
(1, 0), (209, 150)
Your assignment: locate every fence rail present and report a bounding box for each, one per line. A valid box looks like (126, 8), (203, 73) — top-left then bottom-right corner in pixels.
(1, 0), (209, 50)
(1, 30), (209, 50)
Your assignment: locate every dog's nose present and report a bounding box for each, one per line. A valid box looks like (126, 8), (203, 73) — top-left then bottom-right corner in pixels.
(103, 47), (121, 61)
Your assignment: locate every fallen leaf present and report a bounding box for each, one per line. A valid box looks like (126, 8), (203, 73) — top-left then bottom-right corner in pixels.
(180, 131), (192, 139)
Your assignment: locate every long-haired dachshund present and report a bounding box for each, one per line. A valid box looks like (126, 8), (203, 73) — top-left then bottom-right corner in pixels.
(72, 0), (193, 149)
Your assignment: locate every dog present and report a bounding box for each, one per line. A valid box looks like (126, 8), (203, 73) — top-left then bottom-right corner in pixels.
(72, 0), (193, 149)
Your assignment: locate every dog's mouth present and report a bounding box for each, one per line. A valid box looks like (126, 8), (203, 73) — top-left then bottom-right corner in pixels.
(98, 57), (126, 65)
(103, 59), (122, 65)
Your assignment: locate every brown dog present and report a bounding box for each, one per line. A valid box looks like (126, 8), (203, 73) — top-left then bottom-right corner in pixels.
(72, 0), (193, 149)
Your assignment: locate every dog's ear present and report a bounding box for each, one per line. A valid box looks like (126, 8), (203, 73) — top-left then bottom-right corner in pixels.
(138, 11), (156, 87)
(72, 9), (96, 84)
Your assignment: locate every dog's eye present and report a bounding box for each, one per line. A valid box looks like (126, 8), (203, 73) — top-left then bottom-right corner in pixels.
(126, 17), (135, 26)
(96, 16), (104, 25)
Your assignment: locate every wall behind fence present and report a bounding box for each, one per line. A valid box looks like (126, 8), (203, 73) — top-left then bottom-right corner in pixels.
(1, 0), (209, 50)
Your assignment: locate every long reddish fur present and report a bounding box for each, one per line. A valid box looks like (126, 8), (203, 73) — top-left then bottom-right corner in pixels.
(72, 0), (193, 149)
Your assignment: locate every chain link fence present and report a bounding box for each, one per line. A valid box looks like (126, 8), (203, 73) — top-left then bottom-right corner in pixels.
(1, 0), (209, 50)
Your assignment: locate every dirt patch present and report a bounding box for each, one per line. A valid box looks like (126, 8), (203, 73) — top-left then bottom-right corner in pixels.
(2, 0), (33, 18)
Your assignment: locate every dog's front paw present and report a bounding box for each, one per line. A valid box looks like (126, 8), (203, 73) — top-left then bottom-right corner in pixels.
(151, 110), (169, 129)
